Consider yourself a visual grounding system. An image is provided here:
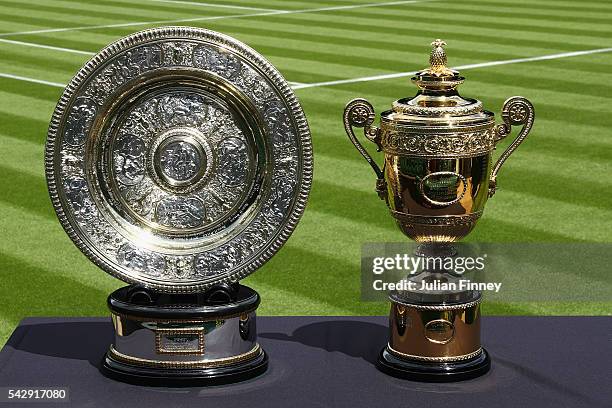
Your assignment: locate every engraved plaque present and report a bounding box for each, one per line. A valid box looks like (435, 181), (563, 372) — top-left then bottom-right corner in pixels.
(155, 328), (205, 355)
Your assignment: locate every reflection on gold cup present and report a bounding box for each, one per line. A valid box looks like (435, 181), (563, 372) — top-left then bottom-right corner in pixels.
(344, 40), (535, 381)
(344, 40), (534, 242)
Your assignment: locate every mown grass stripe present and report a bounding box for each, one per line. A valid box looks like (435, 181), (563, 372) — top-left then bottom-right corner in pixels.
(373, 2), (612, 26)
(480, 0), (612, 13)
(0, 0), (195, 23)
(0, 10), (280, 37)
(246, 243), (376, 315)
(69, 0), (292, 13)
(0, 89), (57, 120)
(0, 7), (152, 32)
(0, 135), (44, 178)
(0, 165), (54, 221)
(143, 0), (285, 12)
(428, 1), (612, 21)
(259, 11), (612, 45)
(243, 280), (356, 315)
(318, 3), (612, 32)
(192, 16), (611, 59)
(177, 13), (612, 55)
(485, 191), (612, 242)
(0, 113), (50, 145)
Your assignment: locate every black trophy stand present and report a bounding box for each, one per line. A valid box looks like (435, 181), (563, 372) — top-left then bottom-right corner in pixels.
(100, 283), (268, 387)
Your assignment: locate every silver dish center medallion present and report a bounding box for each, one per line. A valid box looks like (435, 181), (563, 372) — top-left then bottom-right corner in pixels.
(157, 136), (205, 184)
(46, 27), (313, 292)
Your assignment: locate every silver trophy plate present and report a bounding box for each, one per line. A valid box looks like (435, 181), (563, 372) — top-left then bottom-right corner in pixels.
(45, 27), (312, 293)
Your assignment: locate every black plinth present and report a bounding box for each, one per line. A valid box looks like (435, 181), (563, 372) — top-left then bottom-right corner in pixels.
(101, 284), (267, 387)
(377, 347), (491, 382)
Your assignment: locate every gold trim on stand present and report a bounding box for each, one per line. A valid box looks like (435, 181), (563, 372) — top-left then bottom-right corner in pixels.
(387, 345), (483, 362)
(390, 298), (482, 311)
(108, 344), (262, 369)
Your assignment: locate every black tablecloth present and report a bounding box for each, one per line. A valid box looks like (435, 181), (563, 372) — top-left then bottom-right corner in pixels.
(0, 316), (610, 408)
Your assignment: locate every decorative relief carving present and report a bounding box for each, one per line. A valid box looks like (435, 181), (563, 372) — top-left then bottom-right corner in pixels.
(64, 97), (97, 146)
(392, 100), (483, 117)
(84, 217), (126, 255)
(155, 196), (206, 229)
(60, 151), (85, 177)
(113, 134), (146, 186)
(162, 42), (196, 66)
(270, 178), (294, 220)
(63, 176), (96, 221)
(217, 137), (247, 187)
(165, 255), (196, 279)
(193, 45), (241, 79)
(194, 246), (238, 277)
(382, 128), (495, 157)
(158, 140), (202, 182)
(116, 244), (165, 277)
(391, 210), (483, 226)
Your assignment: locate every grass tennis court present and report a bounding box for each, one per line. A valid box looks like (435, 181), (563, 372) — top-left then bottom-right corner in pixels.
(0, 0), (611, 345)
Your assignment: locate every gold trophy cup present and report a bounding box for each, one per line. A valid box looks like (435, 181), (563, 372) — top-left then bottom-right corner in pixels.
(343, 40), (534, 381)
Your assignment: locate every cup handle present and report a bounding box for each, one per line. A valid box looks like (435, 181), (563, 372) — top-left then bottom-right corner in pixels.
(343, 98), (386, 199)
(489, 96), (535, 197)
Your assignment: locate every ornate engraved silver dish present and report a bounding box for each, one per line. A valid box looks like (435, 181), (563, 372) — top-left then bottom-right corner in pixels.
(45, 27), (312, 386)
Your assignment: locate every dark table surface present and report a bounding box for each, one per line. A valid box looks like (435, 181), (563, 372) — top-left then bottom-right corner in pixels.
(0, 316), (610, 408)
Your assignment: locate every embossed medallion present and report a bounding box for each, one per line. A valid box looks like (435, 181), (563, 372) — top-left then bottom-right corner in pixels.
(46, 27), (313, 292)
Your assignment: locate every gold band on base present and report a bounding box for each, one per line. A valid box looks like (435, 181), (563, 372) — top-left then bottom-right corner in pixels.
(108, 344), (262, 369)
(387, 344), (483, 362)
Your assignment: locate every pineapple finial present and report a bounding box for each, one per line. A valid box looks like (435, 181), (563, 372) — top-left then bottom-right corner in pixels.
(427, 39), (454, 76)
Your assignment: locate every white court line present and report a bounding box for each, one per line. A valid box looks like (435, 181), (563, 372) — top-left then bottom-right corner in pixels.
(0, 73), (64, 88)
(291, 47), (612, 89)
(0, 0), (426, 37)
(0, 38), (93, 55)
(144, 0), (285, 12)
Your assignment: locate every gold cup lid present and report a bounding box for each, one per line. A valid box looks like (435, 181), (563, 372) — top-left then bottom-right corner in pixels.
(385, 40), (493, 126)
